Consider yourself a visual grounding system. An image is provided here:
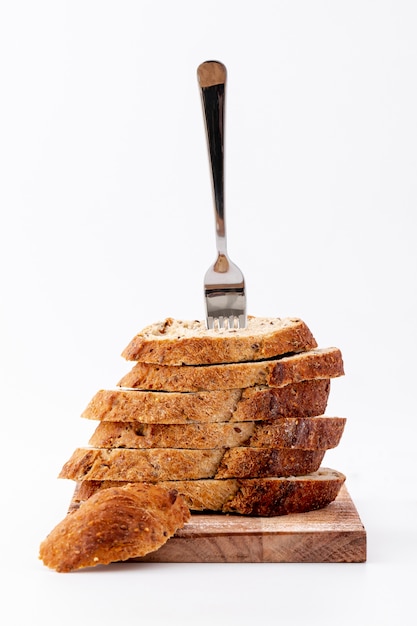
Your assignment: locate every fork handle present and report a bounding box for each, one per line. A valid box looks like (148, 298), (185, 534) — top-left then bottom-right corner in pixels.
(197, 61), (227, 255)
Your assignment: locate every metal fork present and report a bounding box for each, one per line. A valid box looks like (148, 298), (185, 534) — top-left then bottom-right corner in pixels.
(197, 60), (247, 331)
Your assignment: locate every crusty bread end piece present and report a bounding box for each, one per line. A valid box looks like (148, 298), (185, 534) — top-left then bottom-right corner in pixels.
(121, 316), (317, 365)
(39, 483), (190, 572)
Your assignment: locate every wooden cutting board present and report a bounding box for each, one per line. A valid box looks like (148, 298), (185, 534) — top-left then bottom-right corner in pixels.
(132, 485), (366, 563)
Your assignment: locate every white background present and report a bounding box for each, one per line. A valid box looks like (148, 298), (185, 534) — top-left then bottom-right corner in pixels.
(1, 1), (416, 624)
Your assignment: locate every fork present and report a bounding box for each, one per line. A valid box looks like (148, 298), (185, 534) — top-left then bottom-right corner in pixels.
(197, 60), (247, 331)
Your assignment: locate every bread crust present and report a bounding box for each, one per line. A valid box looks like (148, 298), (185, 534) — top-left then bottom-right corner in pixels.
(70, 468), (346, 516)
(118, 347), (344, 392)
(39, 483), (190, 572)
(121, 316), (317, 365)
(88, 416), (346, 450)
(224, 470), (345, 516)
(82, 379), (331, 424)
(41, 313), (349, 564)
(59, 446), (326, 481)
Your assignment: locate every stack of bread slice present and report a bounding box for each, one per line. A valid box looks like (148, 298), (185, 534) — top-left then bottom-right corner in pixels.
(61, 316), (347, 517)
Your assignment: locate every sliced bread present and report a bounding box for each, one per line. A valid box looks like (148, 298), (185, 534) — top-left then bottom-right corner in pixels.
(70, 468), (346, 516)
(121, 316), (317, 365)
(88, 416), (346, 450)
(118, 347), (344, 392)
(82, 379), (331, 424)
(59, 446), (326, 481)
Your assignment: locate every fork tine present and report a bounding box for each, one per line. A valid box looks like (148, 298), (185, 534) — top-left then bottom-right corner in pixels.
(208, 314), (244, 331)
(204, 279), (246, 330)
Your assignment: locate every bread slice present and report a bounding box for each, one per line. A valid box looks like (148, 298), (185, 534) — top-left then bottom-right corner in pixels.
(118, 347), (344, 392)
(121, 316), (317, 365)
(70, 468), (346, 516)
(88, 416), (346, 450)
(82, 379), (331, 424)
(59, 446), (326, 481)
(39, 483), (190, 572)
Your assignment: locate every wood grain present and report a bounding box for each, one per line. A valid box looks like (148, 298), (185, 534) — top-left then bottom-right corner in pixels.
(197, 61), (226, 88)
(131, 485), (366, 563)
